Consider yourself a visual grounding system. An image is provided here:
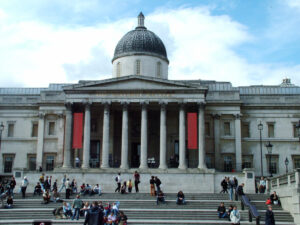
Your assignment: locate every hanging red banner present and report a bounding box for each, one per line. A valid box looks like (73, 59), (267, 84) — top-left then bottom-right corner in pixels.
(72, 112), (83, 149)
(187, 112), (198, 149)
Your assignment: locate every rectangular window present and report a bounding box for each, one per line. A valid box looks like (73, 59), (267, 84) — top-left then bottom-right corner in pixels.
(48, 122), (55, 135)
(293, 123), (299, 138)
(242, 122), (250, 138)
(31, 123), (38, 137)
(205, 154), (214, 168)
(46, 155), (55, 171)
(205, 122), (210, 137)
(3, 155), (14, 173)
(224, 122), (231, 136)
(268, 123), (275, 138)
(28, 155), (36, 171)
(223, 155), (234, 172)
(267, 155), (278, 174)
(7, 123), (14, 137)
(242, 155), (253, 169)
(293, 156), (300, 169)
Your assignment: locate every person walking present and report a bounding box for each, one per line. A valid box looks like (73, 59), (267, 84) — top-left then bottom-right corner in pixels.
(220, 177), (228, 193)
(236, 183), (245, 201)
(65, 178), (71, 199)
(115, 173), (121, 193)
(154, 176), (161, 194)
(59, 175), (67, 193)
(265, 204), (275, 225)
(72, 195), (83, 220)
(134, 170), (140, 193)
(150, 176), (155, 196)
(9, 176), (16, 197)
(228, 177), (234, 201)
(84, 201), (103, 225)
(233, 177), (238, 201)
(230, 205), (240, 225)
(21, 176), (29, 198)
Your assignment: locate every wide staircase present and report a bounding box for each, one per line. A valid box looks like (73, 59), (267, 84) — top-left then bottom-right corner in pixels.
(0, 192), (295, 225)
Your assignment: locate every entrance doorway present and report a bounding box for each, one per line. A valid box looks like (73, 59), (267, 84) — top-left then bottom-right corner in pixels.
(90, 141), (100, 168)
(131, 142), (140, 168)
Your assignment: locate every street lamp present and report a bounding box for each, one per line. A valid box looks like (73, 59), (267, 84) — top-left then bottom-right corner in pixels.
(258, 121), (263, 176)
(296, 120), (300, 142)
(285, 157), (289, 174)
(0, 122), (4, 153)
(266, 141), (273, 177)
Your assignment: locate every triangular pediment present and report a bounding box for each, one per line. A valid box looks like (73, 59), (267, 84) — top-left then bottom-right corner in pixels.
(63, 75), (204, 91)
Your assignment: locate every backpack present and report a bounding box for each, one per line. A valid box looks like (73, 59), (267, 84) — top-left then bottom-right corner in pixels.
(115, 177), (118, 182)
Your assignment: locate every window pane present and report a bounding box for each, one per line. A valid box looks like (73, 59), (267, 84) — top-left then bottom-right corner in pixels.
(224, 155), (233, 172)
(8, 124), (14, 137)
(224, 122), (231, 136)
(32, 123), (38, 137)
(294, 157), (300, 169)
(294, 124), (299, 138)
(157, 62), (161, 77)
(48, 122), (55, 135)
(29, 157), (36, 171)
(136, 60), (141, 75)
(46, 156), (54, 171)
(117, 62), (121, 77)
(4, 156), (13, 173)
(242, 123), (250, 138)
(268, 124), (274, 138)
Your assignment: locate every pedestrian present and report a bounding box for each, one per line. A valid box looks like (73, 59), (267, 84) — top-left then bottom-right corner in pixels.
(134, 170), (140, 192)
(117, 211), (128, 225)
(156, 190), (165, 205)
(230, 205), (240, 225)
(233, 176), (238, 201)
(65, 178), (71, 199)
(115, 173), (121, 193)
(220, 177), (228, 193)
(21, 176), (29, 198)
(236, 183), (245, 201)
(259, 176), (266, 194)
(228, 177), (234, 201)
(58, 174), (67, 193)
(121, 181), (127, 194)
(9, 176), (16, 197)
(44, 176), (50, 191)
(52, 179), (58, 192)
(127, 179), (132, 193)
(72, 195), (83, 220)
(84, 201), (103, 225)
(265, 204), (275, 225)
(150, 176), (155, 196)
(217, 202), (227, 218)
(39, 173), (45, 192)
(154, 176), (161, 194)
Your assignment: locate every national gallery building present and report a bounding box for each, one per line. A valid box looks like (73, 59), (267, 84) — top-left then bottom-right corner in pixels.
(0, 13), (300, 180)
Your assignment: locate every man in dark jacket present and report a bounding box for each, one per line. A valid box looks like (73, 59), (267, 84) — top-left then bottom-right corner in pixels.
(265, 205), (275, 225)
(236, 183), (245, 201)
(155, 177), (161, 194)
(84, 201), (103, 225)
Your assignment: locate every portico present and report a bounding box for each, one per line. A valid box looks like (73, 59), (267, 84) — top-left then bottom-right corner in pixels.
(62, 75), (208, 171)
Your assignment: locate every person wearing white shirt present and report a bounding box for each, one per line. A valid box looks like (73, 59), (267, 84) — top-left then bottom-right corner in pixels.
(92, 184), (102, 196)
(259, 177), (266, 193)
(230, 206), (241, 225)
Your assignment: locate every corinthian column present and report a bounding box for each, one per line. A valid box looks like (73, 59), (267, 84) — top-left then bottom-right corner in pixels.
(36, 113), (45, 170)
(159, 102), (167, 169)
(140, 101), (148, 169)
(82, 102), (91, 169)
(198, 102), (207, 169)
(213, 114), (221, 170)
(235, 114), (242, 171)
(63, 103), (72, 168)
(120, 102), (129, 169)
(178, 103), (187, 169)
(101, 103), (110, 168)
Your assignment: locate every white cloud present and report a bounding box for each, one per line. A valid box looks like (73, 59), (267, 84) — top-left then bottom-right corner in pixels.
(0, 6), (299, 87)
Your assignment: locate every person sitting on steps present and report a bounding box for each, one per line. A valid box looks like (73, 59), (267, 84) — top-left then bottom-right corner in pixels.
(176, 190), (186, 205)
(217, 202), (227, 218)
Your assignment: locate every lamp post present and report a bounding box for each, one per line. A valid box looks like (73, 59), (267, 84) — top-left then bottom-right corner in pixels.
(258, 121), (263, 176)
(0, 122), (4, 153)
(285, 157), (289, 174)
(296, 120), (300, 142)
(266, 141), (273, 177)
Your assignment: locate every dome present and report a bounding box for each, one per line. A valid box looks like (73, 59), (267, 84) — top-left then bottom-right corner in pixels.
(112, 13), (169, 63)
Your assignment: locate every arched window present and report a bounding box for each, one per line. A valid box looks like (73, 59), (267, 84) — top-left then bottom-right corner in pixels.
(156, 61), (161, 77)
(117, 62), (121, 77)
(135, 59), (141, 75)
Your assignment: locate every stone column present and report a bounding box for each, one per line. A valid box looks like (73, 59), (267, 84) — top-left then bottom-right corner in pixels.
(179, 103), (187, 169)
(82, 102), (91, 169)
(198, 103), (207, 169)
(140, 101), (148, 169)
(36, 113), (45, 170)
(120, 102), (129, 169)
(235, 114), (242, 171)
(213, 114), (221, 170)
(101, 103), (110, 168)
(56, 114), (65, 167)
(63, 104), (72, 168)
(159, 102), (167, 169)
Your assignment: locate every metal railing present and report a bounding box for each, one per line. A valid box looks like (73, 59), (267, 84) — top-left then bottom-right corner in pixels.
(241, 195), (260, 225)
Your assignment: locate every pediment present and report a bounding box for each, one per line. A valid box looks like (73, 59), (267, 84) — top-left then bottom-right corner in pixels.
(64, 75), (203, 91)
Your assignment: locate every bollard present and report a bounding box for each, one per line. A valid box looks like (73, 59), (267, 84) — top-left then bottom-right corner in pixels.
(249, 210), (252, 222)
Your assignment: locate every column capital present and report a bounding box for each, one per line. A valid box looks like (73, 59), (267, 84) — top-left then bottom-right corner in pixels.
(212, 114), (221, 120)
(64, 102), (73, 110)
(101, 100), (111, 105)
(234, 113), (242, 120)
(140, 100), (149, 106)
(83, 100), (92, 109)
(57, 113), (64, 119)
(197, 101), (206, 108)
(121, 101), (129, 109)
(38, 113), (45, 119)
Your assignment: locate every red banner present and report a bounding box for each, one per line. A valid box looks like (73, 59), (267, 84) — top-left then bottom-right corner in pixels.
(187, 113), (198, 149)
(72, 113), (83, 149)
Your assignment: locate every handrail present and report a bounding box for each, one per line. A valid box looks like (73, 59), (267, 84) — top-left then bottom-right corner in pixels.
(241, 195), (260, 225)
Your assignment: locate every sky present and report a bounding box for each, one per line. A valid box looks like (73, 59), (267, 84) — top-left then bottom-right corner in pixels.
(0, 0), (300, 87)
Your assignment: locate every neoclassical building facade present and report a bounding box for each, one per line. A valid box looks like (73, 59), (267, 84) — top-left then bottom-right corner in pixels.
(0, 13), (300, 179)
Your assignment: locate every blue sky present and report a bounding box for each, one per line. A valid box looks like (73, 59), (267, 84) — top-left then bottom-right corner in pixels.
(0, 0), (300, 87)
